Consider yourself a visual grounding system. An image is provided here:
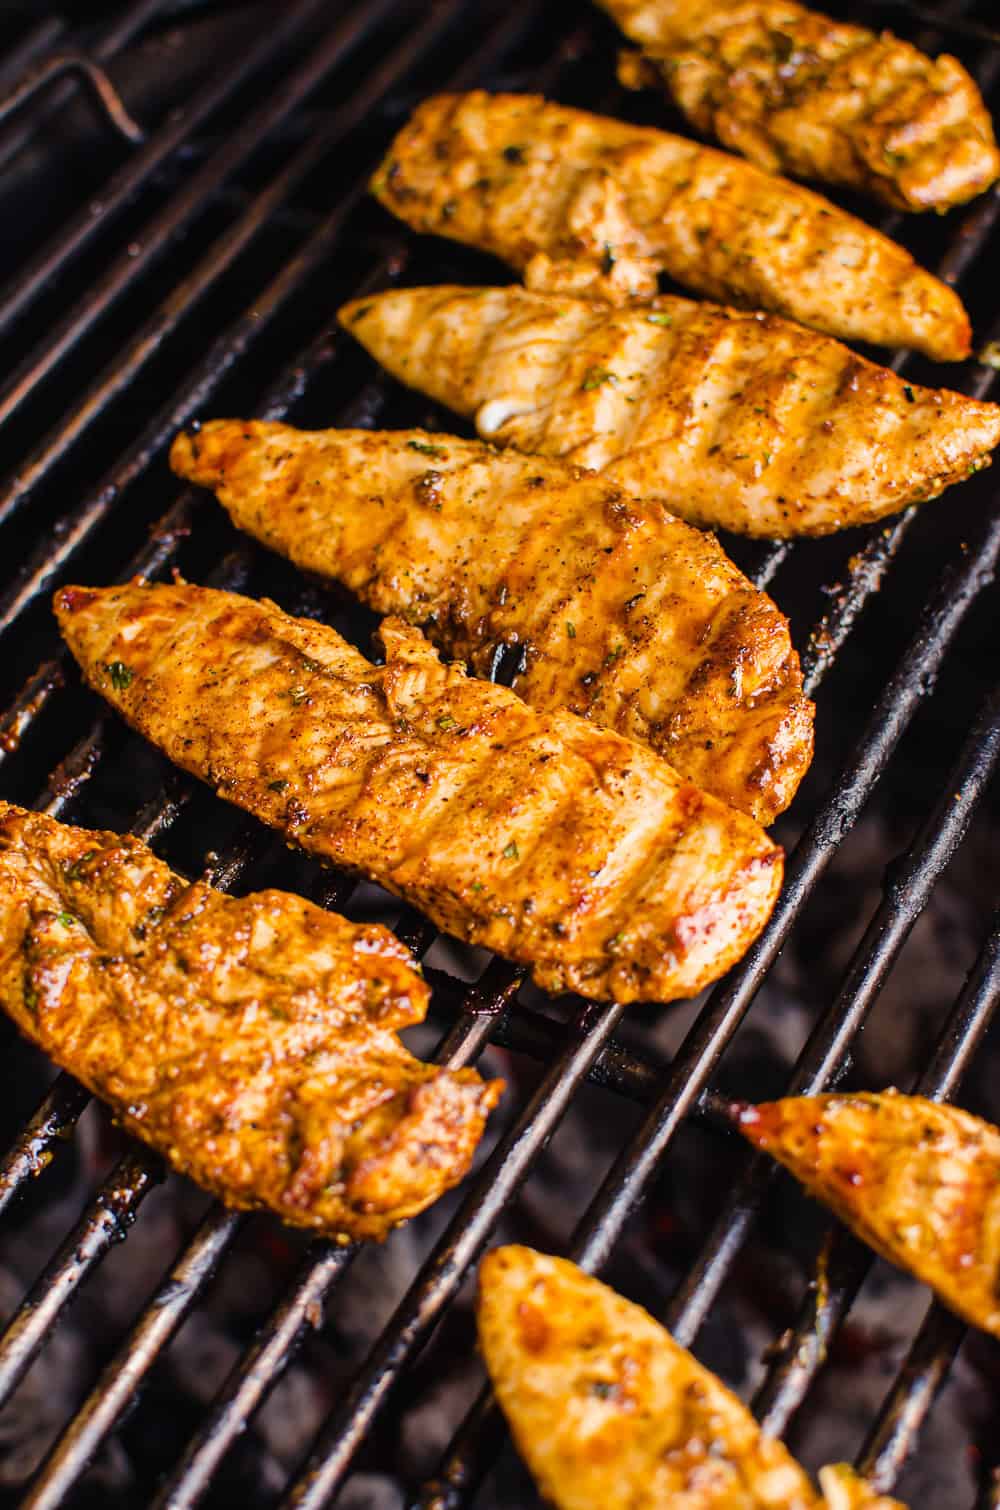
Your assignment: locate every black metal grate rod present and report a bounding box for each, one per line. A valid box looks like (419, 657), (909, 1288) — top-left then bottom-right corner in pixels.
(419, 511), (1000, 1507)
(0, 0), (407, 523)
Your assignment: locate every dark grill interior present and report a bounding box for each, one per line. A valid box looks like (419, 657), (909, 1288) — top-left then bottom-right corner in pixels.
(1, 1), (1000, 1506)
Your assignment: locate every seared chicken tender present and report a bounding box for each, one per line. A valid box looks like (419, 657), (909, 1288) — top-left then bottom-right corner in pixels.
(172, 420), (813, 825)
(600, 0), (1000, 212)
(737, 1091), (1000, 1339)
(340, 286), (1000, 538)
(0, 802), (499, 1242)
(477, 1246), (908, 1510)
(373, 91), (970, 360)
(55, 581), (783, 1006)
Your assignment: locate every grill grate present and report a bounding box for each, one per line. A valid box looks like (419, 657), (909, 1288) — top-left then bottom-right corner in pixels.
(0, 1), (998, 1506)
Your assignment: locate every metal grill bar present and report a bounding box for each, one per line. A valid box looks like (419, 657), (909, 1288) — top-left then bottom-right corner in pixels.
(0, 10), (573, 1503)
(0, 0), (337, 347)
(418, 557), (1000, 1503)
(0, 1150), (162, 1412)
(0, 1073), (89, 1219)
(753, 907), (1000, 1459)
(0, 0), (405, 521)
(25, 1205), (246, 1510)
(0, 0), (164, 175)
(0, 3), (996, 1507)
(0, 52), (145, 143)
(670, 678), (1000, 1353)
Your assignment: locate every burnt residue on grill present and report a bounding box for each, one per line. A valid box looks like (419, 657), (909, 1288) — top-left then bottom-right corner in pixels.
(0, 1), (999, 1508)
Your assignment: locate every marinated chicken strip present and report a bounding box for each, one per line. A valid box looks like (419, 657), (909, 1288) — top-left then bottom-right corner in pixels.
(477, 1245), (907, 1510)
(736, 1091), (1000, 1339)
(600, 0), (1000, 213)
(0, 802), (500, 1242)
(372, 92), (970, 360)
(340, 286), (1000, 538)
(55, 581), (783, 1006)
(172, 421), (812, 825)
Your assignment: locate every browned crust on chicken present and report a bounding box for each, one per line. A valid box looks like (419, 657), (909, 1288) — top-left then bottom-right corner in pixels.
(477, 1246), (906, 1509)
(601, 0), (1000, 212)
(55, 580), (783, 1006)
(372, 91), (970, 360)
(339, 286), (1000, 538)
(171, 420), (813, 825)
(0, 802), (500, 1241)
(737, 1091), (1000, 1338)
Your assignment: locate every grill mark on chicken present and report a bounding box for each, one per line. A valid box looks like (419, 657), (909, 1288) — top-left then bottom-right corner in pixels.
(736, 1091), (1000, 1339)
(340, 286), (1000, 539)
(0, 802), (500, 1242)
(600, 0), (1000, 213)
(55, 580), (783, 1006)
(372, 91), (970, 359)
(171, 420), (813, 824)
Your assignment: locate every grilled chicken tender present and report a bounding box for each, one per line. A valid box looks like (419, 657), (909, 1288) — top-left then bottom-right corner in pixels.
(340, 286), (1000, 538)
(477, 1245), (907, 1510)
(737, 1091), (1000, 1339)
(171, 420), (814, 825)
(372, 91), (970, 360)
(600, 0), (1000, 213)
(55, 581), (783, 1006)
(0, 802), (499, 1241)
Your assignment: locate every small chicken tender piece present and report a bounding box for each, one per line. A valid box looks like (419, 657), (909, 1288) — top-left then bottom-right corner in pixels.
(477, 1246), (907, 1510)
(0, 802), (499, 1242)
(600, 0), (1000, 212)
(55, 580), (782, 1006)
(340, 286), (1000, 538)
(737, 1091), (1000, 1338)
(171, 420), (813, 825)
(372, 91), (970, 360)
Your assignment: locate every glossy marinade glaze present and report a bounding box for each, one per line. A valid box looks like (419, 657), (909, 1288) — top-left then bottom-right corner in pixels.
(56, 580), (783, 1005)
(340, 285), (1000, 538)
(0, 802), (500, 1241)
(600, 0), (1000, 212)
(171, 420), (813, 825)
(738, 1091), (1000, 1338)
(373, 91), (971, 359)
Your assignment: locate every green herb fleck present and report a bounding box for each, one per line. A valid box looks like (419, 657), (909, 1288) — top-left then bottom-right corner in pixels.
(903, 385), (915, 403)
(645, 311), (673, 326)
(762, 452), (772, 468)
(106, 661), (133, 691)
(581, 367), (618, 392)
(590, 1381), (615, 1399)
(23, 978), (37, 1013)
(503, 841), (519, 861)
(437, 713), (458, 731)
(289, 686), (310, 706)
(604, 644), (624, 668)
(566, 621), (576, 639)
(471, 881), (484, 892)
(407, 439), (446, 459)
(56, 912), (76, 928)
(269, 779), (289, 793)
(64, 850), (97, 881)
